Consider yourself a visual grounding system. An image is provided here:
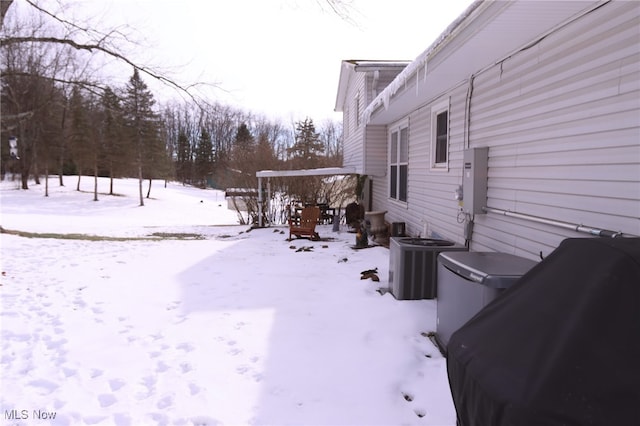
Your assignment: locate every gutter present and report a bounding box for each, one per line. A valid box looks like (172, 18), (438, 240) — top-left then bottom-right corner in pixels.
(362, 0), (485, 124)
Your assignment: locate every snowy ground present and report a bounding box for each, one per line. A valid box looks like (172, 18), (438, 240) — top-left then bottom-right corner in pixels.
(0, 177), (456, 426)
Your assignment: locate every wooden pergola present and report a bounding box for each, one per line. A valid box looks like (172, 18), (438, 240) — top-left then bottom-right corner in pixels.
(256, 166), (356, 227)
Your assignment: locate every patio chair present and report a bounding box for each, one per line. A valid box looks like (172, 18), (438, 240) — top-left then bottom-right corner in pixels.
(289, 206), (320, 241)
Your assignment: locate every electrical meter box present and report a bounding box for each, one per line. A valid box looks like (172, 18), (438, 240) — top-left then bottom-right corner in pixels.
(462, 147), (488, 215)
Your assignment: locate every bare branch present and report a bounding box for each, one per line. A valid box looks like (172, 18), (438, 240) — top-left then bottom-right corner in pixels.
(1, 69), (106, 94)
(316, 0), (359, 26)
(1, 34), (214, 109)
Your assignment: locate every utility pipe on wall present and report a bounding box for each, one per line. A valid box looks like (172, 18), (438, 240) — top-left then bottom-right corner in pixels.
(482, 207), (629, 238)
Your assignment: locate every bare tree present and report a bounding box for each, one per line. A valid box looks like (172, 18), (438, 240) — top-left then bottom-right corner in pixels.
(1, 0), (219, 190)
(1, 11), (76, 188)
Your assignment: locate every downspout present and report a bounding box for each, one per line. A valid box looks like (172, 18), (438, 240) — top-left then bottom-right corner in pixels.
(258, 176), (263, 227)
(372, 70), (380, 98)
(266, 178), (271, 226)
(463, 74), (475, 150)
(483, 207), (629, 238)
(462, 73), (476, 248)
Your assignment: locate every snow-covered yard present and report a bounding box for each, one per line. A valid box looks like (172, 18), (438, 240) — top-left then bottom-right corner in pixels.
(0, 177), (456, 426)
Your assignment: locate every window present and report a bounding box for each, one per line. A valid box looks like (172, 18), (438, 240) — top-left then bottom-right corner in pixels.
(431, 98), (450, 170)
(389, 121), (408, 202)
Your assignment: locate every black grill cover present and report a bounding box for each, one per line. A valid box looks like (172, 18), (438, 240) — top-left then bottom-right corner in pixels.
(447, 238), (640, 426)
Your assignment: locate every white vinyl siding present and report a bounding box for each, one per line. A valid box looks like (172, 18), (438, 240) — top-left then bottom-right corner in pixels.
(468, 0), (640, 258)
(355, 92), (361, 128)
(367, 1), (639, 255)
(364, 125), (387, 177)
(341, 73), (367, 171)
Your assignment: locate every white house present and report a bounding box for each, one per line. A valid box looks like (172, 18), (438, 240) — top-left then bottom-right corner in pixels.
(335, 0), (640, 260)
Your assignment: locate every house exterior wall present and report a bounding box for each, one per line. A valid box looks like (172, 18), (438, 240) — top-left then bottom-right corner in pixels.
(367, 0), (640, 259)
(340, 67), (409, 175)
(363, 125), (387, 177)
(469, 0), (640, 259)
(370, 84), (470, 243)
(341, 71), (367, 173)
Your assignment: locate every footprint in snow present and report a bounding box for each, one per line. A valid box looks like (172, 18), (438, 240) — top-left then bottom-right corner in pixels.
(109, 378), (126, 392)
(90, 368), (104, 378)
(61, 367), (77, 377)
(112, 413), (132, 426)
(414, 408), (427, 418)
(188, 383), (201, 396)
(177, 342), (194, 352)
(235, 365), (250, 374)
(135, 376), (156, 399)
(166, 301), (181, 311)
(189, 416), (219, 426)
(27, 378), (60, 395)
(98, 393), (117, 408)
(156, 395), (173, 410)
(155, 361), (170, 373)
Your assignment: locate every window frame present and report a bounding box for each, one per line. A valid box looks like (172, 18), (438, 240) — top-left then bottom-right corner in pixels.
(388, 118), (409, 203)
(430, 97), (450, 171)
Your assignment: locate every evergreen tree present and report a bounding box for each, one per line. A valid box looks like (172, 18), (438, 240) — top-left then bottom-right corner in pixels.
(193, 128), (214, 188)
(69, 86), (92, 191)
(175, 131), (191, 185)
(122, 68), (161, 206)
(288, 117), (324, 167)
(232, 122), (255, 165)
(100, 86), (129, 195)
(256, 131), (276, 167)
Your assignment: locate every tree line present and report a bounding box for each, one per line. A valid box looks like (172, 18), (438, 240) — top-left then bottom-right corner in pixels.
(1, 0), (345, 221)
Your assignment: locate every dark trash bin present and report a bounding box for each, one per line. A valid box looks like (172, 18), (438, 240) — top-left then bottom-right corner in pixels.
(391, 222), (406, 237)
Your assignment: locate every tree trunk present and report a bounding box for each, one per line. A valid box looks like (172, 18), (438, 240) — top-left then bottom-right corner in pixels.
(59, 100), (66, 187)
(20, 170), (29, 189)
(19, 151), (31, 190)
(44, 165), (49, 197)
(76, 173), (81, 191)
(146, 178), (152, 199)
(93, 162), (98, 201)
(138, 162), (144, 207)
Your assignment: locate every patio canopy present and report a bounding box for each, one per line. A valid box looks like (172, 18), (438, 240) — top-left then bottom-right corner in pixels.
(256, 166), (356, 227)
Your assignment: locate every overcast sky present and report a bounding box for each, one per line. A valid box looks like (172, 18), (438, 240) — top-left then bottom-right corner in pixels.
(26, 0), (476, 123)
